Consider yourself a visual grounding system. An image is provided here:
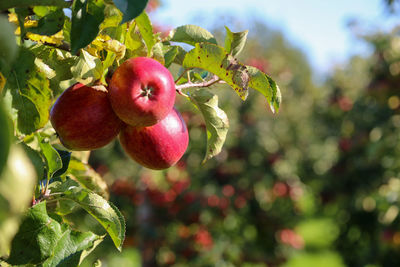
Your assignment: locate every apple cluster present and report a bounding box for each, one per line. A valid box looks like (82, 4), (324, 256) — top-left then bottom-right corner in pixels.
(50, 57), (189, 170)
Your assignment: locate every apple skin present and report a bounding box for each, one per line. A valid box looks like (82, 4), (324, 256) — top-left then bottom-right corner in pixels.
(50, 83), (123, 151)
(119, 107), (189, 170)
(108, 57), (176, 127)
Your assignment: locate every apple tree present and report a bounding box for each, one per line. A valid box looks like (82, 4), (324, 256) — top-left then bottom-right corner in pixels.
(0, 0), (280, 265)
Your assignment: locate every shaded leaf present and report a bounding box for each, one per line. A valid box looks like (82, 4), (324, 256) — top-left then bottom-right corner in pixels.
(30, 44), (75, 94)
(113, 0), (149, 24)
(37, 134), (63, 179)
(0, 103), (11, 175)
(21, 143), (45, 181)
(0, 0), (70, 11)
(71, 50), (103, 85)
(29, 8), (65, 36)
(190, 89), (229, 162)
(224, 26), (248, 57)
(70, 0), (105, 54)
(4, 47), (52, 134)
(7, 202), (63, 265)
(169, 25), (217, 46)
(0, 15), (18, 73)
(53, 149), (71, 177)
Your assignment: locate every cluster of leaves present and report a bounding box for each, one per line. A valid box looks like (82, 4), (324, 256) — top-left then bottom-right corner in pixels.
(81, 17), (400, 267)
(0, 0), (281, 265)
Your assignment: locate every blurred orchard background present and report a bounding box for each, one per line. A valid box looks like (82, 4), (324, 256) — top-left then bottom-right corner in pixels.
(80, 0), (400, 266)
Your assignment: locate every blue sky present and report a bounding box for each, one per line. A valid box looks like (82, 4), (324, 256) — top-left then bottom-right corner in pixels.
(153, 0), (399, 76)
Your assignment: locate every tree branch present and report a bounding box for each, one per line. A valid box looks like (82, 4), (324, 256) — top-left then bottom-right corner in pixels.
(0, 0), (71, 10)
(175, 75), (224, 94)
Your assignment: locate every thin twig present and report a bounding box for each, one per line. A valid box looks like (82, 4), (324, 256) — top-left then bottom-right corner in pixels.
(42, 41), (71, 52)
(174, 68), (191, 84)
(175, 75), (224, 93)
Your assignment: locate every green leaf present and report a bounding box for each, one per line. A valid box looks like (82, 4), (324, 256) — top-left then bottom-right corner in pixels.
(21, 143), (45, 181)
(37, 134), (63, 179)
(62, 187), (125, 251)
(0, 103), (11, 176)
(30, 44), (75, 94)
(0, 15), (18, 73)
(4, 47), (52, 135)
(246, 65), (281, 113)
(125, 24), (144, 51)
(62, 17), (71, 44)
(100, 4), (123, 30)
(135, 11), (155, 56)
(151, 42), (165, 65)
(190, 89), (229, 162)
(70, 0), (105, 54)
(113, 0), (149, 24)
(67, 159), (109, 199)
(46, 178), (79, 215)
(183, 43), (249, 100)
(7, 202), (63, 265)
(71, 50), (103, 85)
(0, 0), (70, 11)
(224, 26), (248, 57)
(163, 45), (187, 67)
(29, 8), (65, 36)
(164, 46), (178, 68)
(53, 149), (71, 177)
(169, 25), (217, 46)
(101, 51), (116, 84)
(42, 228), (103, 267)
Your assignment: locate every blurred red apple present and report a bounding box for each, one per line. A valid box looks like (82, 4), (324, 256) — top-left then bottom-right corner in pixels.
(108, 57), (176, 127)
(50, 83), (122, 150)
(119, 107), (188, 170)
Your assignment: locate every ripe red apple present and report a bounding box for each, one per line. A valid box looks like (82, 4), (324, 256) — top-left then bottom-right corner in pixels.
(50, 83), (123, 151)
(108, 57), (176, 127)
(119, 107), (189, 170)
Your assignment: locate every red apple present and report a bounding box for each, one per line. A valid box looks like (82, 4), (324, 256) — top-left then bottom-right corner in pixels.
(108, 57), (176, 127)
(50, 83), (123, 150)
(119, 107), (189, 170)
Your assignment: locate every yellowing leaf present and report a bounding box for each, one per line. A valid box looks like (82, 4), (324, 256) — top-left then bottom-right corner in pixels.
(89, 35), (125, 60)
(26, 31), (64, 45)
(8, 13), (18, 24)
(0, 72), (5, 93)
